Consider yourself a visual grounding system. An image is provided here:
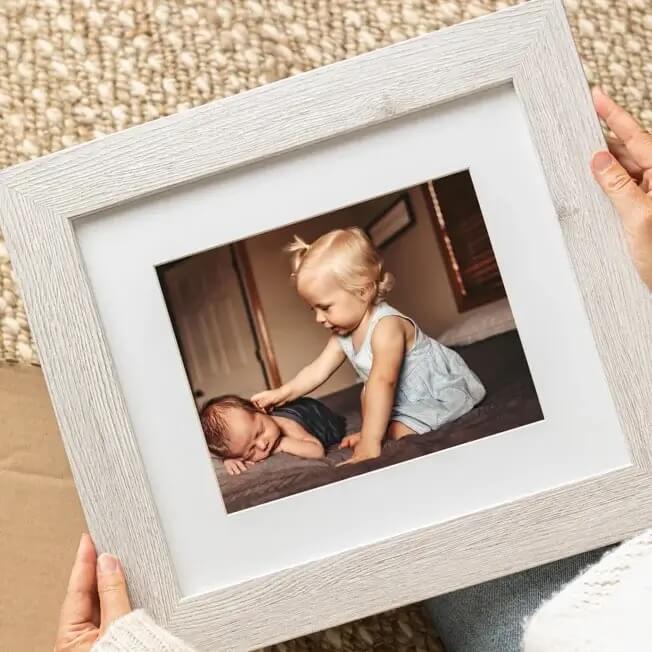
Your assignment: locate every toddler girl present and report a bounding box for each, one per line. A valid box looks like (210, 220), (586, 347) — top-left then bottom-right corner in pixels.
(251, 227), (486, 464)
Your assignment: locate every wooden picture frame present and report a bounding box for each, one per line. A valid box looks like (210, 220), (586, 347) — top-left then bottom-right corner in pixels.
(365, 194), (416, 249)
(1, 2), (651, 649)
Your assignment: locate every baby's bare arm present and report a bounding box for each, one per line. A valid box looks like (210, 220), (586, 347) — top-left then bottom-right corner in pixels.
(276, 433), (325, 459)
(271, 416), (325, 458)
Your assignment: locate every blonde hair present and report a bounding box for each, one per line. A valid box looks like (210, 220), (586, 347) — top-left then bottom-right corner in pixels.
(286, 227), (394, 304)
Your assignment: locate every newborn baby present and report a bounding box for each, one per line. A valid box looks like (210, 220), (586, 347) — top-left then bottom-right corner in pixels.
(200, 394), (346, 475)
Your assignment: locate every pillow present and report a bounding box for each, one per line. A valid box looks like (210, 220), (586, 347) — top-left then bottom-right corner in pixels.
(437, 298), (516, 346)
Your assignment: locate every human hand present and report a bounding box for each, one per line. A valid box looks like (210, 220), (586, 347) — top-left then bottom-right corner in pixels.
(250, 386), (290, 411)
(591, 87), (652, 290)
(338, 432), (361, 449)
(223, 458), (254, 475)
(55, 534), (131, 651)
(337, 436), (382, 465)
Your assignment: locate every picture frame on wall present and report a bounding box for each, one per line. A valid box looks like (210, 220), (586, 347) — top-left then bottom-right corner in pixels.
(1, 1), (651, 650)
(365, 194), (416, 249)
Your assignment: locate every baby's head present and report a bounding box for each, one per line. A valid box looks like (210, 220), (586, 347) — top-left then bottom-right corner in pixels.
(287, 227), (394, 335)
(200, 395), (281, 462)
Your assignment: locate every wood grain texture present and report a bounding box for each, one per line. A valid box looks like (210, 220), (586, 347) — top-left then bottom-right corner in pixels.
(1, 1), (652, 649)
(0, 188), (181, 625)
(514, 0), (652, 468)
(173, 469), (652, 650)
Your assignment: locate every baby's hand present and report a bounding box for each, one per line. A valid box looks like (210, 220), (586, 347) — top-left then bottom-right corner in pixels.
(224, 458), (254, 475)
(338, 432), (361, 449)
(251, 386), (290, 411)
(337, 437), (382, 466)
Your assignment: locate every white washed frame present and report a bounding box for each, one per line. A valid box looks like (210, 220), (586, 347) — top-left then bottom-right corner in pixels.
(2, 1), (652, 649)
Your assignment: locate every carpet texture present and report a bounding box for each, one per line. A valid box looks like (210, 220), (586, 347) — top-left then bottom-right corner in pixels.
(260, 604), (444, 651)
(0, 1), (650, 649)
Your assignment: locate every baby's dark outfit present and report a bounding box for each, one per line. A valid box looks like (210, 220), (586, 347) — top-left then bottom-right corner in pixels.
(272, 397), (346, 449)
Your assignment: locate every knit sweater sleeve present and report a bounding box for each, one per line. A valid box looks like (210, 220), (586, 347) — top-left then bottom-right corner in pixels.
(521, 528), (652, 652)
(92, 609), (197, 651)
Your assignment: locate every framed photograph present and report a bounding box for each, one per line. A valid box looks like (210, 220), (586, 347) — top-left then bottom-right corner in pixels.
(365, 194), (415, 249)
(156, 177), (542, 515)
(1, 1), (651, 650)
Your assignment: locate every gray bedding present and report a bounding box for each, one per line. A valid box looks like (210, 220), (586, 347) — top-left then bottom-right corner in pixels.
(214, 329), (543, 513)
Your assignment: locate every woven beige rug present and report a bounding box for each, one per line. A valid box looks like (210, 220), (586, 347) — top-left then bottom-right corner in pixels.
(1, 1), (650, 649)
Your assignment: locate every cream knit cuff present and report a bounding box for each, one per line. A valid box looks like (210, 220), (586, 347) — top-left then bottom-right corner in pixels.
(92, 609), (197, 651)
(521, 528), (652, 651)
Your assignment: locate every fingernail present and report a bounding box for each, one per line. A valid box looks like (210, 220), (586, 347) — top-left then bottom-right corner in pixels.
(98, 553), (118, 573)
(592, 151), (614, 173)
(592, 86), (604, 98)
(77, 532), (91, 556)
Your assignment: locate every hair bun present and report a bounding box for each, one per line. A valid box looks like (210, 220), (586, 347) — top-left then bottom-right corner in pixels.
(376, 270), (395, 301)
(285, 235), (312, 275)
(286, 235), (310, 254)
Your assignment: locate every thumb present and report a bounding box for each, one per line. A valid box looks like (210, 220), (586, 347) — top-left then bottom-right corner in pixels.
(591, 150), (651, 231)
(97, 553), (132, 636)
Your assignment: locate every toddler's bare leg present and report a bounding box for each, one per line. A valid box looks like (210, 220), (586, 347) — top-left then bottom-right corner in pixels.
(356, 387), (414, 442)
(387, 420), (416, 440)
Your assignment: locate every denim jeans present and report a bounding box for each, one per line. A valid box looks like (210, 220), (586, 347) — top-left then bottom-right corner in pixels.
(424, 546), (612, 652)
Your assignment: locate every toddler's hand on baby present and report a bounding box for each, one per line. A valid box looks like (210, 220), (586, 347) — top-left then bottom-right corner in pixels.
(338, 432), (361, 449)
(224, 458), (253, 475)
(337, 437), (382, 465)
(251, 387), (289, 411)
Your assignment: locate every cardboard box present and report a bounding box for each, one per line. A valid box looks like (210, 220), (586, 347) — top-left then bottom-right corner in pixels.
(0, 362), (85, 651)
